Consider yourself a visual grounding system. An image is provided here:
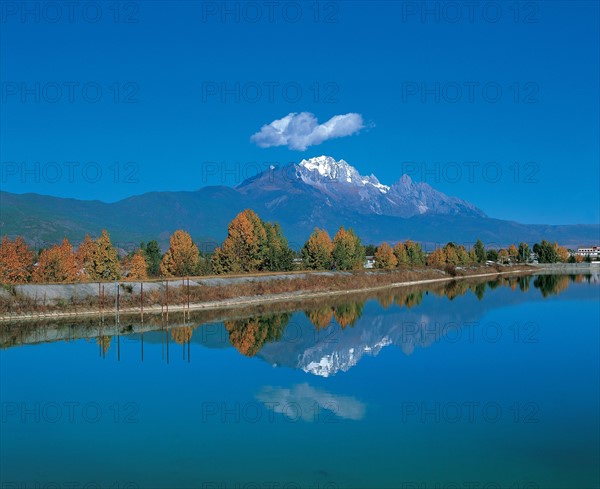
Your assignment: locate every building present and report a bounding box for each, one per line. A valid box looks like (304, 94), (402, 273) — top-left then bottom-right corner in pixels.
(576, 246), (600, 258)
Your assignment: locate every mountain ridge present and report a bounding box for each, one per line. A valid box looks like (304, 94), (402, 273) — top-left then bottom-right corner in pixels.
(1, 156), (598, 249)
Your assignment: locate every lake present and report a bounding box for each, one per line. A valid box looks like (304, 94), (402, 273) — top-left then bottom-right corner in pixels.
(1, 273), (599, 489)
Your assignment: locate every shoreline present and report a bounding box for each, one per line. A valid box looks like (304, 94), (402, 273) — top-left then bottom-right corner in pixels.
(0, 267), (539, 322)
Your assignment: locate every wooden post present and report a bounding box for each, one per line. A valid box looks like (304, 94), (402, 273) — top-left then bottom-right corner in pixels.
(140, 281), (144, 323)
(166, 279), (169, 322)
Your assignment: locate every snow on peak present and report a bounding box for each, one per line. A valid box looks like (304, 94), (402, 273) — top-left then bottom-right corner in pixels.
(298, 156), (390, 193)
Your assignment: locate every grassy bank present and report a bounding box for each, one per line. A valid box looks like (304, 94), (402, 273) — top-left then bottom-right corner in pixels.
(0, 265), (537, 320)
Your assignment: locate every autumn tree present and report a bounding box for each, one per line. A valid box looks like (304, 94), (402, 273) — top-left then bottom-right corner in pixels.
(160, 230), (200, 277)
(0, 236), (35, 283)
(76, 234), (96, 280)
(211, 209), (267, 273)
(443, 243), (459, 266)
(301, 228), (334, 270)
(394, 242), (409, 267)
(92, 230), (121, 280)
(374, 242), (398, 268)
(554, 243), (569, 262)
(332, 227), (364, 270)
(32, 238), (79, 283)
(427, 248), (447, 267)
(508, 244), (519, 263)
(498, 249), (510, 264)
(125, 250), (149, 280)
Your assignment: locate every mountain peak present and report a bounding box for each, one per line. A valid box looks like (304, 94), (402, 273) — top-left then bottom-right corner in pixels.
(297, 155), (390, 193)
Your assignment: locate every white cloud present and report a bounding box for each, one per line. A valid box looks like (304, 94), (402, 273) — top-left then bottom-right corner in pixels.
(256, 383), (366, 422)
(250, 112), (365, 151)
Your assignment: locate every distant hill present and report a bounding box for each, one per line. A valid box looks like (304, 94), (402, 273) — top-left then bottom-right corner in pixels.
(1, 156), (598, 250)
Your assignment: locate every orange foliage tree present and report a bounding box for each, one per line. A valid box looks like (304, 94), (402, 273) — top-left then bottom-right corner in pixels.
(160, 230), (200, 277)
(554, 243), (569, 262)
(0, 236), (35, 284)
(394, 242), (409, 266)
(427, 248), (447, 267)
(32, 238), (79, 283)
(212, 209), (267, 274)
(76, 231), (121, 280)
(374, 242), (398, 268)
(301, 228), (334, 270)
(124, 251), (149, 280)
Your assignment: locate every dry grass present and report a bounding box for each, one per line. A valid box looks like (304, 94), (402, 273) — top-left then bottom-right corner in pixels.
(0, 265), (533, 316)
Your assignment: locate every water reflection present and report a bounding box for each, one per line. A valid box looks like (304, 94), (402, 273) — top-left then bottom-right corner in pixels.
(224, 313), (291, 356)
(1, 274), (598, 374)
(255, 383), (367, 422)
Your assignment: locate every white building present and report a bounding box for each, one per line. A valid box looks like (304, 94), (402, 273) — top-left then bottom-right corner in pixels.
(576, 246), (600, 258)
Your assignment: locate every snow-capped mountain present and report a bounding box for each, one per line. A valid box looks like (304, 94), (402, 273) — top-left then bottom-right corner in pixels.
(238, 155), (486, 219)
(3, 155), (597, 248)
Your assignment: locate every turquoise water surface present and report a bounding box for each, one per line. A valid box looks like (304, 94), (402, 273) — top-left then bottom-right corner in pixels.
(1, 274), (599, 489)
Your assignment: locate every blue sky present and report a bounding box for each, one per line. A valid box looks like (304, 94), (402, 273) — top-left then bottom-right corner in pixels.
(1, 0), (598, 225)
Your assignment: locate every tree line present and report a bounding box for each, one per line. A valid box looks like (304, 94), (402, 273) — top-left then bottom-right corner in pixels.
(0, 208), (583, 284)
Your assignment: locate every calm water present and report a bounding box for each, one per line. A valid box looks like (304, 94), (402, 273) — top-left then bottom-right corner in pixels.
(1, 274), (599, 489)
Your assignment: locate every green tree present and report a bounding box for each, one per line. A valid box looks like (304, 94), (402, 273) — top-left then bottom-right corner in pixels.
(142, 240), (162, 277)
(364, 244), (377, 256)
(473, 239), (486, 263)
(405, 240), (426, 265)
(517, 242), (530, 263)
(486, 249), (499, 262)
(533, 240), (558, 263)
(263, 222), (295, 271)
